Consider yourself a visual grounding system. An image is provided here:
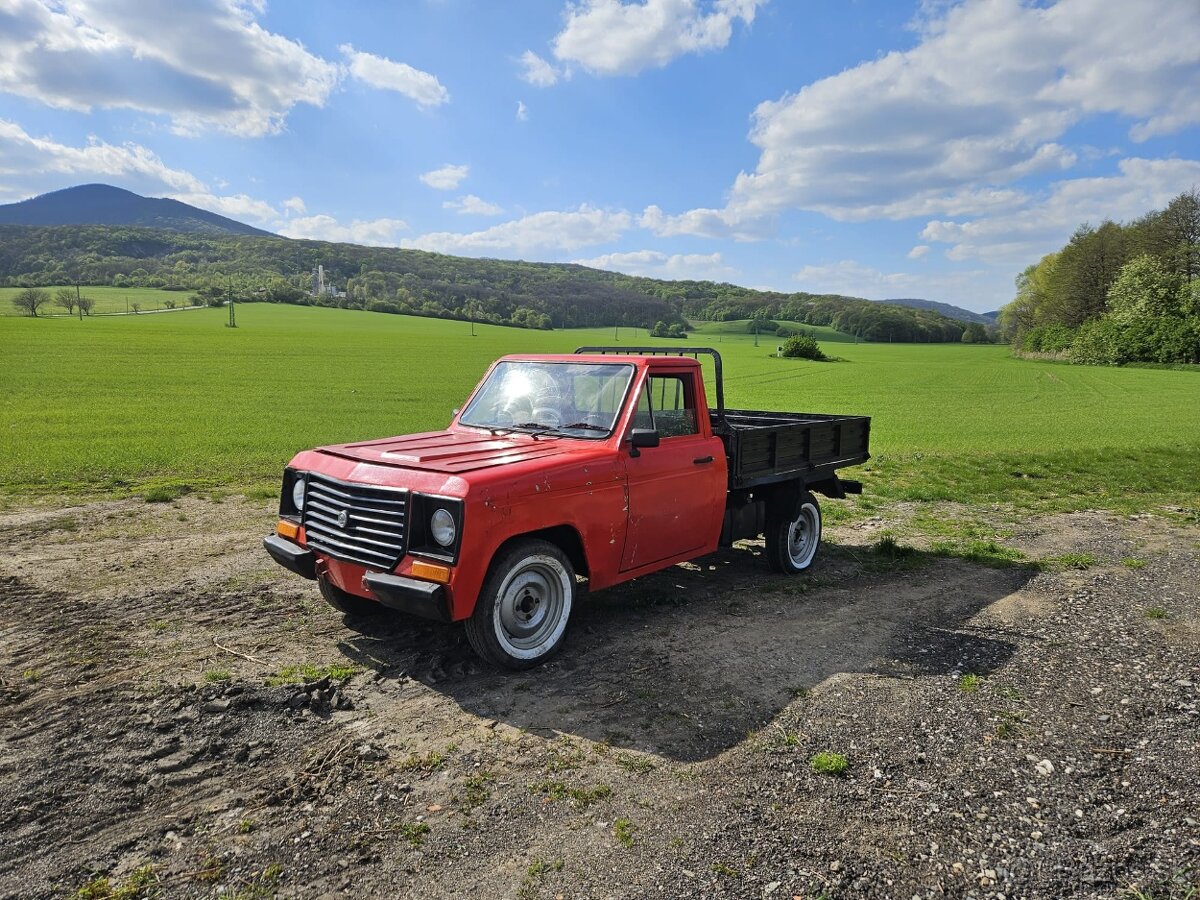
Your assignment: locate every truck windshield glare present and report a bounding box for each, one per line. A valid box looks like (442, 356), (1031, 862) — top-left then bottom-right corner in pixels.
(459, 361), (634, 437)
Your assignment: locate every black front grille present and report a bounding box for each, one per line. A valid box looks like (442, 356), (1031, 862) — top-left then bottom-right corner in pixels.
(302, 473), (407, 570)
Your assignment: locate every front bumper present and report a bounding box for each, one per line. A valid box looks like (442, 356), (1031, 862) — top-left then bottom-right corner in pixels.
(263, 534), (450, 622)
(363, 573), (451, 622)
(263, 534), (316, 579)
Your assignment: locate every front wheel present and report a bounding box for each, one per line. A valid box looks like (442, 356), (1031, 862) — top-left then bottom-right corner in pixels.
(465, 539), (575, 669)
(765, 492), (822, 574)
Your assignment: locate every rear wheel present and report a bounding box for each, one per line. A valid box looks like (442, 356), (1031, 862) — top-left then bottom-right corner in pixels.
(766, 491), (822, 573)
(466, 539), (575, 669)
(319, 577), (385, 617)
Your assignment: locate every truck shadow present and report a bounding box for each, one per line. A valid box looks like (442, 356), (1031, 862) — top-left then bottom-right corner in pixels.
(339, 544), (1036, 763)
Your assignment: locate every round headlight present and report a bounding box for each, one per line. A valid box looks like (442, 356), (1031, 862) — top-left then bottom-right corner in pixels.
(291, 477), (306, 511)
(430, 508), (456, 547)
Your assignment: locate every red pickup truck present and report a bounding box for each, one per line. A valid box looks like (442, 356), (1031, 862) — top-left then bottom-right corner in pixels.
(265, 347), (869, 668)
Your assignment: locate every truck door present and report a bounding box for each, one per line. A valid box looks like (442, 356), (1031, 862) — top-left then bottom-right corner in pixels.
(620, 370), (726, 571)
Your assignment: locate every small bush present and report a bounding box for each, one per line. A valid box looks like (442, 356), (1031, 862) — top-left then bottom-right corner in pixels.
(958, 673), (981, 692)
(809, 751), (848, 775)
(1021, 323), (1076, 353)
(781, 334), (828, 361)
(1144, 607), (1168, 620)
(399, 822), (430, 847)
(142, 482), (192, 503)
(1043, 552), (1095, 571)
(613, 818), (636, 847)
(266, 662), (357, 685)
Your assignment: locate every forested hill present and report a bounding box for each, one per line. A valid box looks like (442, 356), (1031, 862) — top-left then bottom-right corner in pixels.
(0, 223), (976, 341)
(0, 184), (273, 237)
(1002, 189), (1199, 365)
(879, 297), (996, 325)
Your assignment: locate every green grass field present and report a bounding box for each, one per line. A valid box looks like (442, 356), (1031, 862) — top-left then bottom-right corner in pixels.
(1, 285), (196, 316)
(1, 303), (1197, 514)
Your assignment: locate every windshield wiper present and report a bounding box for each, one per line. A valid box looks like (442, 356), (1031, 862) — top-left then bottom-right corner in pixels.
(511, 422), (560, 437)
(559, 422), (610, 433)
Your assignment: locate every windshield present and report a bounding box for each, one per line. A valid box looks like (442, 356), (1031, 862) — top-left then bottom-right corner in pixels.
(459, 361), (634, 438)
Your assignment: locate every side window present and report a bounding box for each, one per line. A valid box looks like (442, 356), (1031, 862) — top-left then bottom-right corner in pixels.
(647, 374), (698, 438)
(632, 385), (654, 430)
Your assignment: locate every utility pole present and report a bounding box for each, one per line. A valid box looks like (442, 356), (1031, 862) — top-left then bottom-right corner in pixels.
(226, 277), (237, 328)
(76, 282), (82, 321)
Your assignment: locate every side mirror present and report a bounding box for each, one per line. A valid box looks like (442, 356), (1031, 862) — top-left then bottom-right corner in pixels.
(451, 408), (460, 419)
(628, 428), (660, 457)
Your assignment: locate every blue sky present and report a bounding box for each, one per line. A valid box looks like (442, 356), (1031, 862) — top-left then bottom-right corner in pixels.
(1, 0), (1198, 311)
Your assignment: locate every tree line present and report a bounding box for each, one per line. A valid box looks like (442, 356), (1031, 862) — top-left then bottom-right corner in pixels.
(1001, 189), (1200, 365)
(0, 223), (976, 341)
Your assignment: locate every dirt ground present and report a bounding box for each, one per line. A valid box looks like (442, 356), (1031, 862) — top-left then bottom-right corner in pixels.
(0, 496), (1197, 899)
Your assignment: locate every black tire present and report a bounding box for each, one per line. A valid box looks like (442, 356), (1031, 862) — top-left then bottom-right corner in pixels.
(765, 491), (822, 574)
(319, 577), (385, 617)
(465, 539), (575, 670)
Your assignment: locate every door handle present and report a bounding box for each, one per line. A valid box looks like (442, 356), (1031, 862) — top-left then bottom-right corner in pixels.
(693, 456), (714, 465)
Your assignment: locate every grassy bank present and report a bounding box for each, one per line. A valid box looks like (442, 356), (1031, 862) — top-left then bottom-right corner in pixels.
(1, 304), (1196, 514)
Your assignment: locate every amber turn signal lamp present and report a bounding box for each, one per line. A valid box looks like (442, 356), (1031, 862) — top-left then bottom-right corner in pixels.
(276, 519), (300, 541)
(411, 561), (451, 584)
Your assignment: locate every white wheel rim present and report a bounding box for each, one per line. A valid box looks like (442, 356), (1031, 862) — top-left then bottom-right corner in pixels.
(787, 502), (820, 569)
(493, 554), (572, 659)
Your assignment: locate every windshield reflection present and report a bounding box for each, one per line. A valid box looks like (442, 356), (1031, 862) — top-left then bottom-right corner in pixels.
(459, 361), (634, 438)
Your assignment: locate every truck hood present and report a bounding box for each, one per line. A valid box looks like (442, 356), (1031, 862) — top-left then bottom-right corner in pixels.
(315, 429), (582, 475)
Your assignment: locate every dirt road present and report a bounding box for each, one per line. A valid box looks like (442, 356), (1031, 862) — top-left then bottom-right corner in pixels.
(0, 497), (1196, 898)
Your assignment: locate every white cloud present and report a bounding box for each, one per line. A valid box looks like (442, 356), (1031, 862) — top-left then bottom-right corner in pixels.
(340, 44), (449, 108)
(171, 191), (279, 224)
(516, 100), (529, 121)
(907, 245), (930, 260)
(0, 117), (289, 227)
(443, 194), (504, 216)
(0, 118), (207, 201)
(518, 50), (560, 87)
(402, 205), (633, 255)
(278, 214), (409, 246)
(653, 0), (1200, 231)
(551, 0), (765, 76)
(0, 0), (339, 136)
(282, 196), (306, 215)
(793, 259), (989, 306)
(639, 204), (770, 241)
(573, 250), (737, 280)
(420, 163), (469, 191)
(921, 156), (1200, 265)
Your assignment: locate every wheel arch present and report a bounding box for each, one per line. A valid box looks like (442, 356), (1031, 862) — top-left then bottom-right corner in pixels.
(489, 524), (590, 579)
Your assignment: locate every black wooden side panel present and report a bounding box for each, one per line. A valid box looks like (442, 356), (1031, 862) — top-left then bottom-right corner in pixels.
(722, 410), (871, 488)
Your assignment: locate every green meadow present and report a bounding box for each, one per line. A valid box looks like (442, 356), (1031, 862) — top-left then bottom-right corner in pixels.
(0, 285), (195, 316)
(1, 304), (1197, 514)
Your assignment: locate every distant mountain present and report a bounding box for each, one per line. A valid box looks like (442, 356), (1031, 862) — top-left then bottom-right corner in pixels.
(0, 184), (274, 237)
(877, 297), (994, 325)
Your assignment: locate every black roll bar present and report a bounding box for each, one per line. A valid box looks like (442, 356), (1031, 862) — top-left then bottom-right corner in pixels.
(574, 346), (726, 430)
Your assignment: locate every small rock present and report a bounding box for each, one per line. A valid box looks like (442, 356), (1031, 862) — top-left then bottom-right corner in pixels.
(304, 675), (332, 694)
(1035, 759), (1054, 777)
